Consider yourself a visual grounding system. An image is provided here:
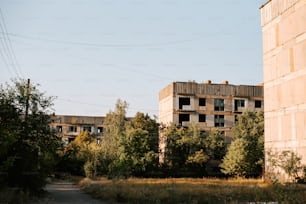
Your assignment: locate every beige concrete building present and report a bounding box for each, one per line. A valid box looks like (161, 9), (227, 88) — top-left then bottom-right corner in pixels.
(159, 81), (264, 162)
(50, 115), (105, 144)
(261, 0), (306, 180)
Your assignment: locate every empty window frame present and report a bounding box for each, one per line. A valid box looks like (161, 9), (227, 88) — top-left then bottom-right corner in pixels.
(255, 100), (262, 108)
(234, 99), (245, 111)
(199, 114), (206, 122)
(214, 99), (224, 111)
(68, 126), (77, 132)
(199, 98), (206, 106)
(179, 114), (190, 125)
(214, 115), (224, 127)
(97, 127), (103, 134)
(235, 115), (239, 123)
(56, 125), (62, 133)
(179, 97), (190, 109)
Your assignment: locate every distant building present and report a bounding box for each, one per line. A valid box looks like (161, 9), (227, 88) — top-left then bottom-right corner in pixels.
(261, 0), (306, 180)
(158, 81), (264, 163)
(50, 115), (105, 144)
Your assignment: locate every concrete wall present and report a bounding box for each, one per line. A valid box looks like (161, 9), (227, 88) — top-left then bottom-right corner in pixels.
(261, 0), (306, 180)
(159, 83), (174, 125)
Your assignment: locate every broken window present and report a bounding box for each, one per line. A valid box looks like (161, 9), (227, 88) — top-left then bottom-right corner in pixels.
(199, 114), (206, 122)
(234, 99), (245, 111)
(199, 98), (206, 106)
(214, 99), (224, 111)
(255, 100), (262, 108)
(214, 115), (224, 127)
(179, 97), (190, 109)
(179, 114), (190, 125)
(69, 126), (77, 132)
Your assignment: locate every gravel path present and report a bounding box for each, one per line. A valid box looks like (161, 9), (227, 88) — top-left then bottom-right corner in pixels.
(31, 181), (106, 204)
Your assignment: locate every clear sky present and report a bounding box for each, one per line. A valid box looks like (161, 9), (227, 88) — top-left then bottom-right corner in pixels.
(0, 0), (266, 118)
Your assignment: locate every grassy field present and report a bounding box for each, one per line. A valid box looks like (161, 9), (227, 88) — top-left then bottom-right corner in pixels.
(79, 177), (306, 204)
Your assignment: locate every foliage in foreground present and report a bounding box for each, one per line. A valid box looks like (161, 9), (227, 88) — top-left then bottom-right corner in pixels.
(0, 79), (61, 193)
(160, 123), (226, 176)
(266, 150), (305, 182)
(58, 100), (160, 178)
(220, 111), (264, 177)
(80, 177), (306, 204)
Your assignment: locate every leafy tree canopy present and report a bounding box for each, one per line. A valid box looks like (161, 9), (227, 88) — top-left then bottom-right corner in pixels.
(0, 79), (61, 193)
(220, 111), (264, 177)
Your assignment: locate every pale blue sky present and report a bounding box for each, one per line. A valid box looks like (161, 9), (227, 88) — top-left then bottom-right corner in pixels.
(0, 0), (266, 118)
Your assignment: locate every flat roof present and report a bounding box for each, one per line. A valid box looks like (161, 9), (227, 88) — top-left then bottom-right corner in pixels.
(260, 0), (272, 9)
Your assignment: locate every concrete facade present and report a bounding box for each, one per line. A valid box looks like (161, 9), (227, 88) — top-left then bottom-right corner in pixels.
(261, 0), (306, 180)
(159, 81), (264, 162)
(50, 115), (105, 144)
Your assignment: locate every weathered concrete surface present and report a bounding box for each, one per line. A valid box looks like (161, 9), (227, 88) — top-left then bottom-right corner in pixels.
(31, 181), (105, 204)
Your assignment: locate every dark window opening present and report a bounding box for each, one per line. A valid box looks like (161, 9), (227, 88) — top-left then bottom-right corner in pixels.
(234, 99), (245, 111)
(255, 100), (262, 108)
(83, 126), (92, 132)
(200, 130), (206, 136)
(199, 114), (206, 122)
(56, 126), (62, 133)
(97, 127), (103, 134)
(68, 138), (75, 143)
(179, 97), (190, 109)
(179, 114), (190, 125)
(69, 126), (77, 132)
(214, 115), (224, 127)
(199, 98), (206, 106)
(235, 115), (239, 123)
(214, 99), (224, 111)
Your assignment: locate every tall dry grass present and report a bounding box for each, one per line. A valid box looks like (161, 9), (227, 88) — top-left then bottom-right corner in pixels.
(79, 177), (306, 204)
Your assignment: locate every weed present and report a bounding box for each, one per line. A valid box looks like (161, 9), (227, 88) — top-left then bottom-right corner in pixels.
(80, 177), (306, 204)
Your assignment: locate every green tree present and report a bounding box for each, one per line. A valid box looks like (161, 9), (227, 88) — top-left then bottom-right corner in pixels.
(105, 106), (159, 178)
(101, 99), (129, 177)
(0, 79), (61, 193)
(161, 123), (226, 176)
(129, 112), (159, 153)
(123, 112), (159, 175)
(121, 128), (156, 175)
(162, 123), (186, 168)
(220, 111), (264, 177)
(205, 128), (226, 160)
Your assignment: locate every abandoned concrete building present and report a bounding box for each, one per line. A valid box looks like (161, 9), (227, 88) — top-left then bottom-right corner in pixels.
(159, 81), (264, 163)
(50, 115), (105, 144)
(261, 0), (306, 181)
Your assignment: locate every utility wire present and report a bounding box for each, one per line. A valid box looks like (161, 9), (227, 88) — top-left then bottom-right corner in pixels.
(2, 32), (195, 48)
(0, 38), (14, 77)
(0, 8), (24, 78)
(57, 97), (159, 113)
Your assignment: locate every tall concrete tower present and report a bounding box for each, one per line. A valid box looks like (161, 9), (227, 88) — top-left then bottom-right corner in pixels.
(261, 0), (306, 181)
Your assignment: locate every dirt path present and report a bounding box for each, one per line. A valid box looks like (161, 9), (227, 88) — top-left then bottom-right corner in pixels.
(31, 181), (106, 204)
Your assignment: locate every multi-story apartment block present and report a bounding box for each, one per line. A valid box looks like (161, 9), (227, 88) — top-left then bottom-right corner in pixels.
(261, 0), (306, 181)
(159, 81), (264, 162)
(50, 115), (105, 144)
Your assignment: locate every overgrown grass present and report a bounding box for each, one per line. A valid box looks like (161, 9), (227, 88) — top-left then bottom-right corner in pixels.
(0, 187), (30, 204)
(79, 177), (306, 204)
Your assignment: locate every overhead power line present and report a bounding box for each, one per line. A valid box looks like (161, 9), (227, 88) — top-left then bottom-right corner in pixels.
(56, 97), (159, 113)
(0, 8), (24, 78)
(1, 32), (195, 48)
